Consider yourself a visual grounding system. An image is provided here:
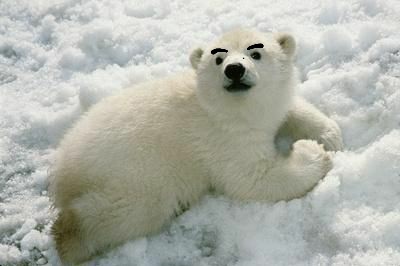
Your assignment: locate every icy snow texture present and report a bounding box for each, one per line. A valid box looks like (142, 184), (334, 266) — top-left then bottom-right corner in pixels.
(1, 0), (400, 265)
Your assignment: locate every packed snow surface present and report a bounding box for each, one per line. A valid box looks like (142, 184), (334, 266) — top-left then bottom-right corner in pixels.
(1, 0), (400, 265)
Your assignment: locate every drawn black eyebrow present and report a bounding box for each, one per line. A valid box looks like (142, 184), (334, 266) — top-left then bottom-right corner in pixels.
(211, 48), (228, 55)
(247, 43), (264, 50)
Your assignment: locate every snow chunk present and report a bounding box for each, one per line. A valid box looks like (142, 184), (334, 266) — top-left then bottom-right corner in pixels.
(360, 0), (382, 16)
(124, 0), (171, 19)
(358, 23), (381, 50)
(0, 244), (22, 265)
(322, 27), (353, 55)
(59, 47), (88, 71)
(11, 219), (37, 240)
(20, 230), (50, 252)
(318, 1), (349, 24)
(367, 38), (400, 62)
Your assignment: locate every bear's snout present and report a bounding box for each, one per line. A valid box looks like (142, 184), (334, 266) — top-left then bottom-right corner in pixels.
(223, 63), (253, 92)
(224, 63), (245, 81)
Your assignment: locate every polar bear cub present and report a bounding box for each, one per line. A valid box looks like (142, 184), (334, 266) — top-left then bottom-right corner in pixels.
(50, 29), (343, 264)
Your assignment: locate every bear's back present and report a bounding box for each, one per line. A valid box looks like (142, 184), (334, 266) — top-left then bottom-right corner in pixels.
(51, 71), (207, 207)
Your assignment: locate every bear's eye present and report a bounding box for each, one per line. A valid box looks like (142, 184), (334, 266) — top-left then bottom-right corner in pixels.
(251, 52), (261, 60)
(215, 57), (223, 65)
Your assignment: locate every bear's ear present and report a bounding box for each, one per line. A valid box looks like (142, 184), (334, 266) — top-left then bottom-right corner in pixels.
(190, 48), (203, 69)
(275, 33), (296, 57)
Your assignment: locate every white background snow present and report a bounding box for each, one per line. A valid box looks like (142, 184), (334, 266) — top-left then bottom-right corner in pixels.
(1, 0), (400, 265)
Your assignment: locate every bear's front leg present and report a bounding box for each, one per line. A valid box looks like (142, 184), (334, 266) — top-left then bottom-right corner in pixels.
(267, 139), (332, 201)
(277, 97), (344, 152)
(227, 139), (332, 202)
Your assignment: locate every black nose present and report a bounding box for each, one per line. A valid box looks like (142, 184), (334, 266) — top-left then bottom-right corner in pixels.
(224, 63), (245, 80)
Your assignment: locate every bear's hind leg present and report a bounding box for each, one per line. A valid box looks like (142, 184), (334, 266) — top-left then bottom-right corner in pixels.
(52, 208), (93, 264)
(53, 189), (178, 264)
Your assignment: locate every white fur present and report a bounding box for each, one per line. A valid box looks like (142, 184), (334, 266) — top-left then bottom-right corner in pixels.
(50, 29), (343, 264)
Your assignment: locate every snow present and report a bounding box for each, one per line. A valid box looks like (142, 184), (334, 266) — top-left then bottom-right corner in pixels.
(1, 0), (400, 265)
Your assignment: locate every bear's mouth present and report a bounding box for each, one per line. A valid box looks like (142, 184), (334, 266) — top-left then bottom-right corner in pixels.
(225, 82), (252, 92)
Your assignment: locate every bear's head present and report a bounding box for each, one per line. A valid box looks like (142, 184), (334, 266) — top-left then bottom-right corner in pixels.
(190, 29), (297, 127)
